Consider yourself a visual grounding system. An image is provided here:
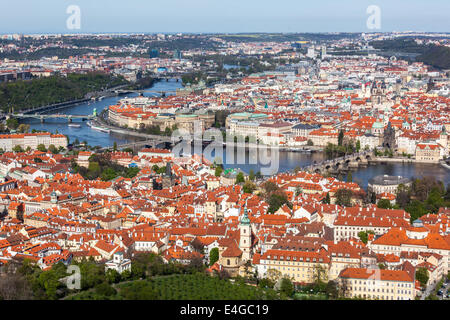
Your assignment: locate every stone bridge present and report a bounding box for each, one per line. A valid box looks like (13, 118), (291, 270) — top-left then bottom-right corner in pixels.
(303, 151), (374, 174)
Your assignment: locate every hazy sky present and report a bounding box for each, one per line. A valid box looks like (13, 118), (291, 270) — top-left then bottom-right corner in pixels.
(0, 0), (449, 34)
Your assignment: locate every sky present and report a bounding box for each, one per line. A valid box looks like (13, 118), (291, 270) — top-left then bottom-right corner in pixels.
(0, 0), (449, 34)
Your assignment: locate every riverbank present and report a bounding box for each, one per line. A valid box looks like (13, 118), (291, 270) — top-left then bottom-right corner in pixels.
(371, 157), (450, 169)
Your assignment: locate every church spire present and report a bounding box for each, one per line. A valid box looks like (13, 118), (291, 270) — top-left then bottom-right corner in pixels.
(240, 200), (250, 225)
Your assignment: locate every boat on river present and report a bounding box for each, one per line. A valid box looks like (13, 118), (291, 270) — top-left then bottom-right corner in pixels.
(86, 121), (110, 133)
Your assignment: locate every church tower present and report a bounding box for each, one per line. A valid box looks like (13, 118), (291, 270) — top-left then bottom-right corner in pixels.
(440, 126), (448, 154)
(239, 204), (252, 262)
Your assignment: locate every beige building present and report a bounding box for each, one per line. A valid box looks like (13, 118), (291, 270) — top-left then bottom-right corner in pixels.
(108, 106), (213, 134)
(415, 143), (441, 163)
(338, 267), (415, 300)
(256, 249), (330, 284)
(307, 128), (338, 147)
(0, 133), (67, 151)
(369, 227), (450, 274)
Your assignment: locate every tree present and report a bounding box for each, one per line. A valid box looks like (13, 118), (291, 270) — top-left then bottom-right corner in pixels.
(12, 145), (23, 153)
(214, 166), (223, 177)
(262, 181), (279, 195)
(323, 192), (331, 204)
(0, 273), (33, 300)
(266, 268), (283, 284)
(209, 248), (219, 266)
(335, 189), (354, 207)
(405, 200), (427, 223)
(279, 278), (294, 297)
(396, 184), (411, 208)
(355, 140), (361, 152)
(17, 123), (30, 133)
(416, 268), (429, 288)
(94, 282), (117, 297)
(377, 199), (392, 209)
(358, 230), (374, 244)
(338, 130), (344, 146)
(6, 118), (19, 130)
(249, 169), (255, 181)
(325, 280), (339, 299)
(37, 144), (47, 152)
(48, 144), (58, 154)
(370, 192), (377, 204)
(307, 139), (313, 146)
(258, 278), (275, 289)
(268, 192), (291, 214)
(113, 142), (118, 151)
(105, 269), (121, 284)
(235, 172), (245, 184)
(347, 171), (353, 183)
(313, 265), (328, 288)
(243, 180), (256, 194)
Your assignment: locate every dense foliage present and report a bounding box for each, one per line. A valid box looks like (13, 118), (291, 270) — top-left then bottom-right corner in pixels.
(71, 153), (140, 181)
(0, 73), (127, 112)
(71, 274), (280, 300)
(262, 181), (292, 213)
(395, 177), (450, 222)
(370, 38), (450, 69)
(335, 189), (354, 207)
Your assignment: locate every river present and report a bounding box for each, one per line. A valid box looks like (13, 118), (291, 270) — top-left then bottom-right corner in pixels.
(22, 79), (183, 148)
(22, 79), (450, 189)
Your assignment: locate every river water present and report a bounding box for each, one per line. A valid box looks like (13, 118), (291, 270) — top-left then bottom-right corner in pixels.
(22, 79), (450, 189)
(22, 79), (183, 148)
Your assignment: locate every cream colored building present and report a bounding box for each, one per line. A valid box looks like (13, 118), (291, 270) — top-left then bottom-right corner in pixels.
(0, 133), (67, 151)
(256, 249), (330, 284)
(415, 143), (441, 163)
(338, 267), (415, 300)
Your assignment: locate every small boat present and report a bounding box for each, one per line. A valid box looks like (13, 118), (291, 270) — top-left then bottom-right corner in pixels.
(68, 123), (81, 128)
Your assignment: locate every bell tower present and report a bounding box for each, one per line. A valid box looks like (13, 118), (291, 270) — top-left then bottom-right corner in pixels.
(239, 203), (252, 262)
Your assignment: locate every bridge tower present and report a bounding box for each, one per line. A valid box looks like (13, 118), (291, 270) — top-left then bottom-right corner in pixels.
(40, 115), (44, 123)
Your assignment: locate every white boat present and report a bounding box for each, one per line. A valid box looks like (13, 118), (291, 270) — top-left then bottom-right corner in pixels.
(68, 123), (81, 128)
(86, 121), (110, 133)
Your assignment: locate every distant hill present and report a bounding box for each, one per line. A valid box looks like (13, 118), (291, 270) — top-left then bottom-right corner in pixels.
(417, 45), (450, 70)
(370, 38), (450, 70)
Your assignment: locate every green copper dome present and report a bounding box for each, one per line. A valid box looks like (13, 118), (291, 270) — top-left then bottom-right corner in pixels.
(240, 207), (250, 225)
(372, 122), (384, 129)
